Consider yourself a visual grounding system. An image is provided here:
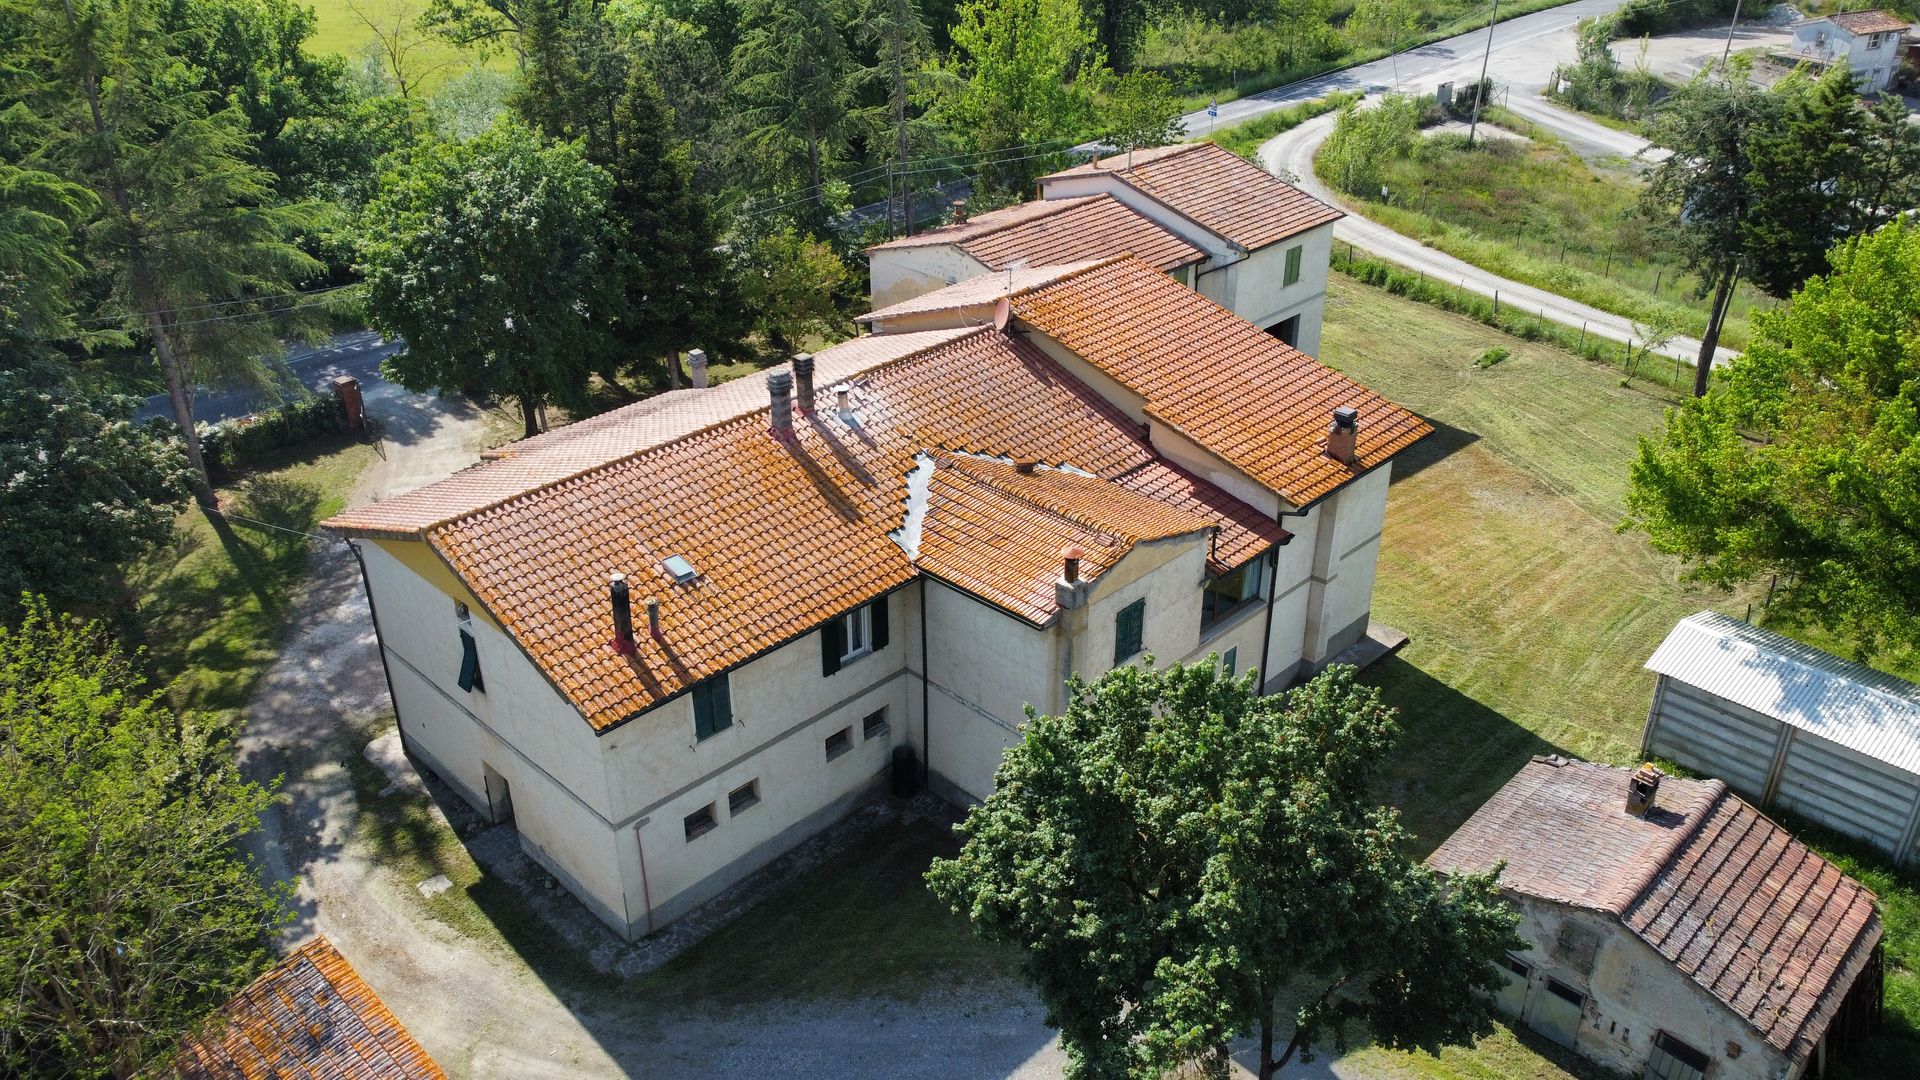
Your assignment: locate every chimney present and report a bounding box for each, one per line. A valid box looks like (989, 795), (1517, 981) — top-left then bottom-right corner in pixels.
(834, 383), (853, 420)
(951, 198), (968, 223)
(792, 353), (816, 414)
(1056, 545), (1089, 609)
(768, 369), (794, 439)
(646, 598), (663, 642)
(1326, 406), (1359, 465)
(688, 348), (709, 389)
(1014, 458), (1038, 474)
(1626, 763), (1662, 817)
(610, 572), (636, 655)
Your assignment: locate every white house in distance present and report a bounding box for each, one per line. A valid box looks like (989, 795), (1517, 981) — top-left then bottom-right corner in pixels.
(323, 256), (1429, 941)
(1784, 9), (1911, 93)
(1431, 757), (1884, 1080)
(867, 141), (1343, 354)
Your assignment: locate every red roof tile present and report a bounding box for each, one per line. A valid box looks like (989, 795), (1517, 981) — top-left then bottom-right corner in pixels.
(1009, 258), (1432, 506)
(868, 194), (1205, 273)
(1430, 758), (1883, 1066)
(1041, 142), (1343, 251)
(170, 937), (445, 1079)
(1820, 9), (1909, 34)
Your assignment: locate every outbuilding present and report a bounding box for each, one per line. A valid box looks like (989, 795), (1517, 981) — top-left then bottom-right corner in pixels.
(1642, 611), (1920, 864)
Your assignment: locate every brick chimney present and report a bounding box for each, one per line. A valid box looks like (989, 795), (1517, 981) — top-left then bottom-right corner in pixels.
(951, 198), (968, 223)
(793, 353), (816, 414)
(1626, 763), (1662, 817)
(1055, 545), (1090, 610)
(688, 348), (709, 389)
(768, 369), (794, 439)
(610, 572), (636, 655)
(1326, 406), (1359, 465)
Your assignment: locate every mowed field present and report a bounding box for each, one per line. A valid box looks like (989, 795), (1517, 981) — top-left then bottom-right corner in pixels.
(307, 0), (496, 91)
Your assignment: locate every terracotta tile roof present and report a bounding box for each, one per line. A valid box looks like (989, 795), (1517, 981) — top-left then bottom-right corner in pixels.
(913, 454), (1216, 624)
(414, 328), (1170, 731)
(868, 195), (1204, 273)
(169, 937), (445, 1079)
(1009, 258), (1433, 506)
(856, 262), (1100, 325)
(1430, 758), (1883, 1066)
(1818, 9), (1909, 34)
(1111, 459), (1290, 573)
(1041, 142), (1343, 251)
(324, 328), (978, 537)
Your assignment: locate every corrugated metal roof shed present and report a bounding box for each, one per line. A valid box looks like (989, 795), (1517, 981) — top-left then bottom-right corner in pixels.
(1645, 611), (1920, 776)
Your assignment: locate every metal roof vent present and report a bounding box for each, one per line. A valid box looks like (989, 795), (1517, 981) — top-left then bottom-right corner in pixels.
(662, 555), (699, 584)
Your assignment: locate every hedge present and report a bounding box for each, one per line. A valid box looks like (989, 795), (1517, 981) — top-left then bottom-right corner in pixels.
(195, 393), (350, 478)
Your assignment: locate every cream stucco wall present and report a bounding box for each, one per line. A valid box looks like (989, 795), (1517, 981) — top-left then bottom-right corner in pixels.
(1195, 222), (1333, 356)
(869, 245), (992, 309)
(1505, 898), (1796, 1080)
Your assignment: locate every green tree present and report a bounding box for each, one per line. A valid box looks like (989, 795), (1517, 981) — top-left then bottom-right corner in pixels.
(1317, 93), (1419, 197)
(1082, 0), (1152, 72)
(1627, 221), (1920, 659)
(857, 0), (937, 235)
(1641, 60), (1784, 396)
(928, 662), (1520, 1080)
(936, 0), (1106, 195)
(1348, 0), (1417, 53)
(0, 371), (192, 618)
(730, 0), (858, 221)
(1098, 69), (1183, 151)
(0, 598), (289, 1079)
(0, 164), (96, 351)
(358, 118), (624, 438)
(734, 225), (852, 351)
(19, 0), (327, 507)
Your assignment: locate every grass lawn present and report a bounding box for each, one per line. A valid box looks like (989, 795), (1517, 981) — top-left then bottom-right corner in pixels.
(1325, 114), (1772, 351)
(128, 434), (378, 722)
(1320, 273), (1920, 1076)
(306, 0), (501, 93)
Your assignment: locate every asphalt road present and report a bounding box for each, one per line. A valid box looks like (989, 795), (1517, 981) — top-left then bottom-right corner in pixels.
(136, 329), (404, 425)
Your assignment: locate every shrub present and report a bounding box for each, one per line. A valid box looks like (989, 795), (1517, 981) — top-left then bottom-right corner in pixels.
(1210, 90), (1364, 162)
(1319, 93), (1422, 196)
(195, 393), (350, 478)
(1475, 346), (1509, 368)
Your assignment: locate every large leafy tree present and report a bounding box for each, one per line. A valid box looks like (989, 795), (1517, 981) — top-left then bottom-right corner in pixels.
(17, 0), (327, 507)
(1641, 61), (1784, 396)
(730, 0), (858, 222)
(0, 370), (192, 618)
(1627, 221), (1920, 659)
(936, 0), (1106, 195)
(928, 662), (1519, 1080)
(0, 598), (289, 1079)
(358, 118), (624, 438)
(857, 0), (937, 236)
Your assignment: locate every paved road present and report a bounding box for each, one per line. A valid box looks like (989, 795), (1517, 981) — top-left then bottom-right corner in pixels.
(137, 329), (403, 425)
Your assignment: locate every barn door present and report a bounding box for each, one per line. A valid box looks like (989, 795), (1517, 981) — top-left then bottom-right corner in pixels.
(1525, 977), (1585, 1049)
(1494, 955), (1531, 1018)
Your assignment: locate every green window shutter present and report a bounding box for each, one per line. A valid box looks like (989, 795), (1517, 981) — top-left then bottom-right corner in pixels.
(1115, 599), (1145, 665)
(870, 596), (889, 652)
(457, 630), (482, 693)
(693, 681), (713, 740)
(821, 617), (845, 676)
(1284, 245), (1303, 286)
(710, 675), (732, 734)
(1224, 647), (1238, 677)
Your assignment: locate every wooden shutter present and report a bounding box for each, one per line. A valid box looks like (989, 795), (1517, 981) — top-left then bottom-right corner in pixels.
(1115, 599), (1145, 665)
(709, 675), (732, 734)
(870, 596), (889, 652)
(457, 630), (482, 692)
(693, 681), (714, 739)
(821, 617), (845, 676)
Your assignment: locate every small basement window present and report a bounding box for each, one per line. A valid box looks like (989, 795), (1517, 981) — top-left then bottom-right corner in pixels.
(825, 727), (853, 761)
(1644, 1032), (1710, 1080)
(728, 780), (760, 816)
(863, 708), (889, 740)
(684, 804), (716, 841)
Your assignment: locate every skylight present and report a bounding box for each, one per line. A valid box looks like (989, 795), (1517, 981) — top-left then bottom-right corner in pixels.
(662, 555), (699, 584)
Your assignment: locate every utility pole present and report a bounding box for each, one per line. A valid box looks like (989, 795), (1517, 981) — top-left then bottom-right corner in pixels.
(1721, 0), (1744, 68)
(1467, 0), (1498, 148)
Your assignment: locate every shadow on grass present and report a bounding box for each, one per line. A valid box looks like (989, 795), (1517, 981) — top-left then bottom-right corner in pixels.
(1363, 654), (1575, 858)
(1386, 417), (1482, 488)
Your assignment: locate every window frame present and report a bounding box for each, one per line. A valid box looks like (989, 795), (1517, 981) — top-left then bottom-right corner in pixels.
(1114, 598), (1146, 665)
(1283, 244), (1303, 287)
(684, 804), (717, 841)
(692, 674), (733, 741)
(728, 780), (760, 816)
(839, 605), (873, 664)
(863, 708), (889, 740)
(1201, 557), (1269, 633)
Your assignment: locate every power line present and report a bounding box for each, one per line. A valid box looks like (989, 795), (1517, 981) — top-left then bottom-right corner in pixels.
(79, 282), (366, 328)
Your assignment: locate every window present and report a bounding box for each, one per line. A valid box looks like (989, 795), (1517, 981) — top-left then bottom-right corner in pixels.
(684, 804), (716, 841)
(692, 675), (733, 740)
(1202, 558), (1268, 631)
(1269, 314), (1301, 347)
(863, 708), (890, 740)
(728, 780), (760, 816)
(1644, 1032), (1710, 1080)
(1222, 647), (1238, 678)
(821, 597), (890, 676)
(1114, 598), (1145, 665)
(825, 727), (853, 761)
(1283, 244), (1303, 286)
(1500, 954), (1532, 979)
(457, 629), (484, 693)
